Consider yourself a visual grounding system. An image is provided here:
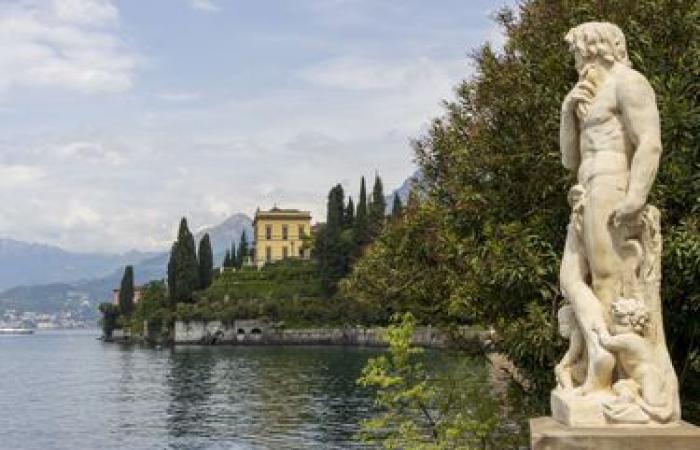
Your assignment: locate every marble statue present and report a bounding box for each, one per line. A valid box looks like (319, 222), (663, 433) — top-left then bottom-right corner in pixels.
(552, 21), (680, 426)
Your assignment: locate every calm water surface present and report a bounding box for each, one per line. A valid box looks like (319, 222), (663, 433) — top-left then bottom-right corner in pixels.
(0, 330), (383, 450)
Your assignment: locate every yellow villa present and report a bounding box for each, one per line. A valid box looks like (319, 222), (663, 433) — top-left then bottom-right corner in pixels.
(251, 207), (312, 266)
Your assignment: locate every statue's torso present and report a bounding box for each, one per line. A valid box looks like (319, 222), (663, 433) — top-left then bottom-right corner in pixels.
(577, 71), (633, 189)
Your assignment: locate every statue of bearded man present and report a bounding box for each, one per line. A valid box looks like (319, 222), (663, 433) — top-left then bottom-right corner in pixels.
(558, 22), (662, 394)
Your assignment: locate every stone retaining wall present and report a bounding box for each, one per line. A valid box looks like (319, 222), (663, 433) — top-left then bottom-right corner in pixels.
(172, 320), (486, 348)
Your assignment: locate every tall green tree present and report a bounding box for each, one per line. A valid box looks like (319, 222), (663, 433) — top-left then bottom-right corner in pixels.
(230, 241), (237, 268)
(319, 184), (351, 294)
(236, 231), (249, 268)
(347, 0), (700, 421)
(344, 196), (355, 229)
(198, 233), (214, 290)
(355, 176), (369, 247)
(368, 174), (386, 239)
(222, 249), (232, 268)
(167, 217), (200, 304)
(118, 265), (135, 317)
(391, 193), (403, 219)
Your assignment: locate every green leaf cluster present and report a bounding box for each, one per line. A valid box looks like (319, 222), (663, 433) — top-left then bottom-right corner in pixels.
(357, 313), (517, 449)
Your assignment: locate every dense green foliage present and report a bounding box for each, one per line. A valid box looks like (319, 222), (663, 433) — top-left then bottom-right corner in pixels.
(98, 302), (119, 338)
(358, 313), (518, 449)
(316, 175), (391, 294)
(118, 265), (134, 318)
(197, 234), (214, 290)
(167, 218), (199, 304)
(347, 0), (699, 420)
(128, 281), (170, 335)
(174, 259), (373, 327)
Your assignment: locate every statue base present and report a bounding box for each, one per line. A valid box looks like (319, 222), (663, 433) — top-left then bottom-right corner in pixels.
(551, 389), (617, 426)
(530, 417), (700, 450)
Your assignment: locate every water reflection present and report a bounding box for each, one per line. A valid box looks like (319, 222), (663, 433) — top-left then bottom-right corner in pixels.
(164, 345), (379, 449)
(0, 332), (383, 450)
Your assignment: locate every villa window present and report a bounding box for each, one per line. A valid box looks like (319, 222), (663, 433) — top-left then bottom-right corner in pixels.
(282, 247), (288, 259)
(299, 248), (304, 257)
(265, 225), (272, 240)
(298, 225), (304, 238)
(265, 246), (272, 262)
(282, 225), (288, 240)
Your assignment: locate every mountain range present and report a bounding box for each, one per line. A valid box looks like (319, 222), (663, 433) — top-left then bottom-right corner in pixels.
(0, 214), (253, 319)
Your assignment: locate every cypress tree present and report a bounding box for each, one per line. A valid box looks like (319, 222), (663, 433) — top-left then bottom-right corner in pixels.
(355, 176), (369, 246)
(368, 174), (386, 239)
(328, 184), (345, 230)
(237, 231), (249, 268)
(167, 217), (199, 303)
(230, 242), (237, 269)
(223, 249), (231, 268)
(391, 193), (403, 219)
(118, 265), (135, 317)
(167, 241), (177, 304)
(344, 196), (355, 229)
(320, 184), (347, 293)
(198, 233), (214, 289)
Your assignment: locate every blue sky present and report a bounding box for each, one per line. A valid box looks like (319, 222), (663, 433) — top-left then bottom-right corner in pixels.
(0, 0), (514, 252)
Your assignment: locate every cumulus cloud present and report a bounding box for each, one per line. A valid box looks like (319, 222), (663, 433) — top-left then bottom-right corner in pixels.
(0, 0), (138, 94)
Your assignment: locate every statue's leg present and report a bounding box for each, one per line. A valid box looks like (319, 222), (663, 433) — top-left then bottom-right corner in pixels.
(561, 223), (615, 393)
(584, 182), (626, 324)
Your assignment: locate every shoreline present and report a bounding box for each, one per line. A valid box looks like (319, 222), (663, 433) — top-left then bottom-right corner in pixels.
(108, 320), (489, 350)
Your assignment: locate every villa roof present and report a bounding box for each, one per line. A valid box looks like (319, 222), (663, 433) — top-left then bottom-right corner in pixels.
(254, 207), (311, 221)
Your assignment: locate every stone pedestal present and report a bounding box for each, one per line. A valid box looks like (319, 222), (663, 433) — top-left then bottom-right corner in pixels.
(530, 417), (700, 450)
(551, 389), (617, 427)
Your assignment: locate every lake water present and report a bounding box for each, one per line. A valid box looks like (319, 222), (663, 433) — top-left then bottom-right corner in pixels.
(0, 329), (384, 450)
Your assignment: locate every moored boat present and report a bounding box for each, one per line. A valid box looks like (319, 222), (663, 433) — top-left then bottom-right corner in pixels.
(0, 328), (35, 335)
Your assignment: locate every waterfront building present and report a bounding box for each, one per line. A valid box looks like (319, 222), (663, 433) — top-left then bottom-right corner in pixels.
(251, 207), (312, 266)
(111, 286), (144, 306)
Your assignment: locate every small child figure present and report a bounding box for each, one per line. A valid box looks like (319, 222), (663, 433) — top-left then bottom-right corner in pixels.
(595, 298), (675, 423)
(554, 304), (586, 390)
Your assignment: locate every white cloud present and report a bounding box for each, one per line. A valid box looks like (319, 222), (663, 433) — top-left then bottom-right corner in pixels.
(62, 202), (102, 229)
(53, 0), (118, 26)
(0, 0), (138, 94)
(189, 0), (221, 12)
(0, 164), (44, 187)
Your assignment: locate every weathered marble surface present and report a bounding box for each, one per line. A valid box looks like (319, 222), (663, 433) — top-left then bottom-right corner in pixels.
(530, 417), (700, 450)
(553, 21), (680, 426)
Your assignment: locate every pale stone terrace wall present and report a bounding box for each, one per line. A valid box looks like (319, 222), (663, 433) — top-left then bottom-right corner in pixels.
(172, 320), (485, 348)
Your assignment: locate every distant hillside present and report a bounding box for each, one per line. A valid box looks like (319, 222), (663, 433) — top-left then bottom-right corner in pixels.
(0, 213), (254, 317)
(0, 239), (157, 292)
(385, 169), (422, 213)
(195, 213), (253, 266)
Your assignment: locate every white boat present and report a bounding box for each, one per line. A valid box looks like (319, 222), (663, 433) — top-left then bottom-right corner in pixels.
(0, 328), (35, 335)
